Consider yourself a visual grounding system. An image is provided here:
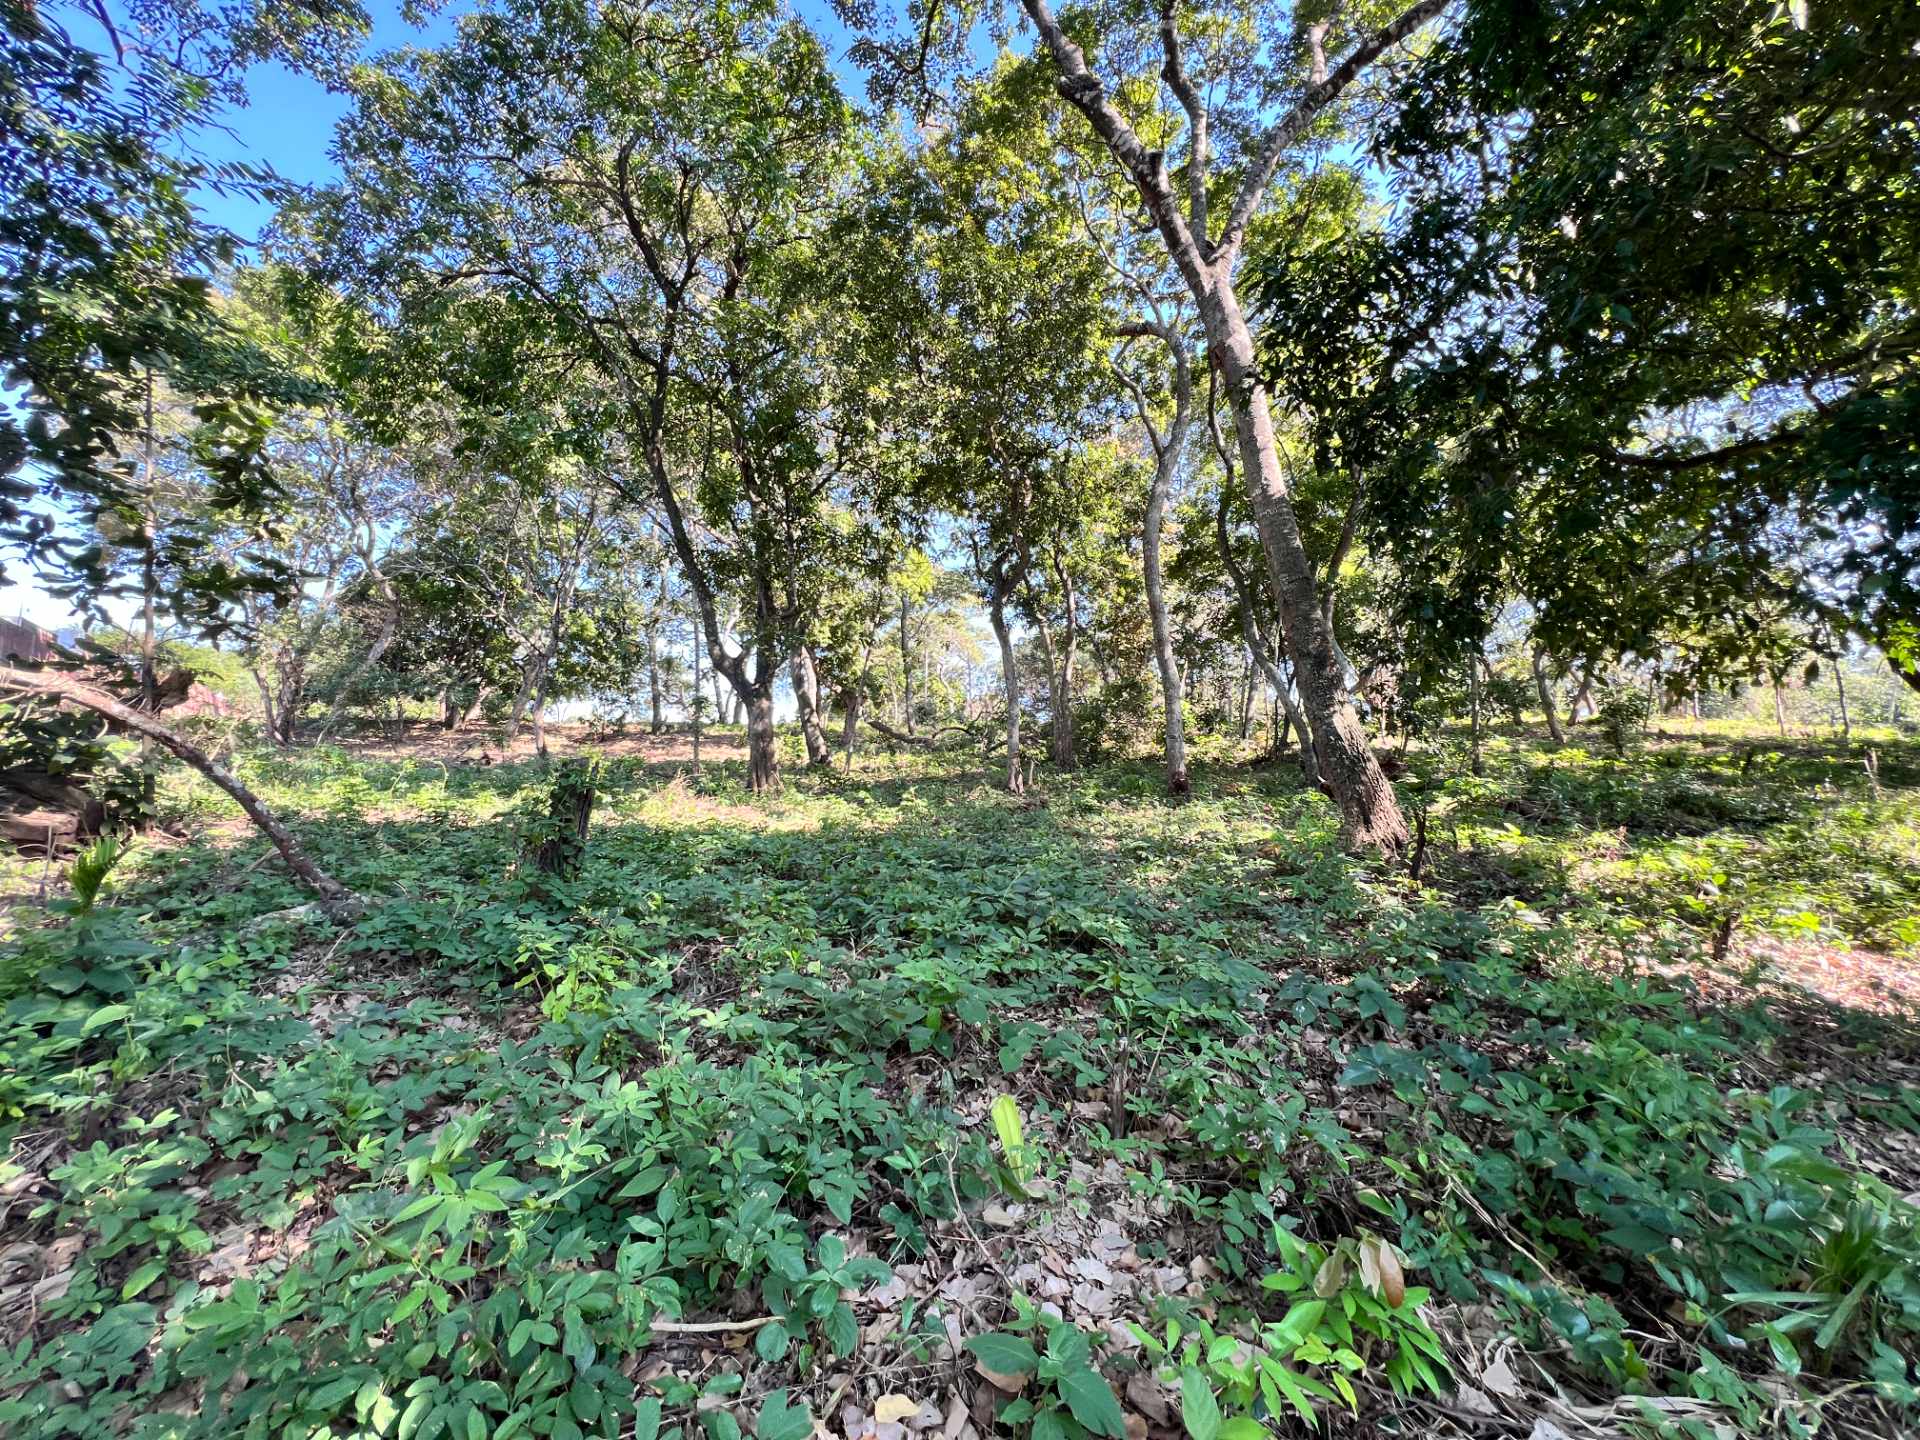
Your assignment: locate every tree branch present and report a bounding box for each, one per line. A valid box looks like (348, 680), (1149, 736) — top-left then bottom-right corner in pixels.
(1215, 0), (1450, 267)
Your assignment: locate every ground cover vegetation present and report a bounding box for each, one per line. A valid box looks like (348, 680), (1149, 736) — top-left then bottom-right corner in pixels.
(2, 0), (1918, 1435)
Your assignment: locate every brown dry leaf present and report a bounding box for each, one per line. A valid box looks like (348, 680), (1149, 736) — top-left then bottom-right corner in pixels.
(1480, 1356), (1522, 1399)
(1357, 1236), (1406, 1308)
(1125, 1373), (1171, 1426)
(1312, 1251), (1348, 1299)
(980, 1204), (1021, 1229)
(941, 1390), (969, 1440)
(873, 1396), (920, 1425)
(973, 1361), (1028, 1396)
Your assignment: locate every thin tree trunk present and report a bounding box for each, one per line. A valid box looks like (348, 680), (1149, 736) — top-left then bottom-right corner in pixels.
(1052, 555), (1078, 770)
(457, 684), (489, 731)
(1238, 651), (1254, 740)
(1468, 655), (1483, 776)
(1533, 649), (1565, 745)
(791, 646), (832, 767)
(1835, 661), (1851, 740)
(318, 586), (398, 742)
(1773, 678), (1787, 736)
(988, 576), (1023, 795)
(899, 593), (914, 734)
(139, 370), (159, 717)
(691, 606), (702, 782)
(7, 668), (358, 919)
(647, 621), (663, 735)
(1141, 391), (1188, 792)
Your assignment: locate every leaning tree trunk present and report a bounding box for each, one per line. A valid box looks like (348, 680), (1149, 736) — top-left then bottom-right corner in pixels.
(1532, 649), (1566, 745)
(5, 668), (359, 919)
(791, 647), (833, 768)
(1205, 284), (1406, 851)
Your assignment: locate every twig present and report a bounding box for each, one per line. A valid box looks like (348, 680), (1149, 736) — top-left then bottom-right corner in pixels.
(647, 1316), (779, 1334)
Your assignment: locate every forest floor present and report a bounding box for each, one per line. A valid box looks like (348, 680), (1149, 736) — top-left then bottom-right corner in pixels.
(1, 721), (1917, 1440)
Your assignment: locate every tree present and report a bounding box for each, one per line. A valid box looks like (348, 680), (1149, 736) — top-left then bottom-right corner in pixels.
(315, 0), (863, 791)
(1, 0), (366, 613)
(1003, 0), (1438, 850)
(1254, 0), (1920, 704)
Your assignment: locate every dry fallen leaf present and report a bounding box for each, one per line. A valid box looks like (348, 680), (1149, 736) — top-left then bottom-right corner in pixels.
(1480, 1356), (1522, 1399)
(873, 1396), (920, 1425)
(974, 1361), (1027, 1395)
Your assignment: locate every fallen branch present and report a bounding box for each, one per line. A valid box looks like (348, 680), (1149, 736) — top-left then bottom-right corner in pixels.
(3, 666), (362, 922)
(646, 1316), (777, 1334)
(865, 719), (979, 749)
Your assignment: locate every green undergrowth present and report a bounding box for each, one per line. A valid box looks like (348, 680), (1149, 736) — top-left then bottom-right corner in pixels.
(0, 730), (1916, 1439)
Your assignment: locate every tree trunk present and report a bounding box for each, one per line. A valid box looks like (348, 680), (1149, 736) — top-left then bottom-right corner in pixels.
(647, 621), (663, 735)
(1213, 481), (1319, 788)
(1773, 678), (1787, 736)
(745, 689), (778, 793)
(1238, 651), (1254, 740)
(1835, 661), (1851, 740)
(1051, 552), (1078, 770)
(1532, 650), (1565, 745)
(841, 681), (862, 773)
(7, 668), (358, 919)
(1205, 283), (1406, 850)
(1146, 469), (1186, 792)
(988, 583), (1023, 795)
(456, 684), (489, 730)
(791, 646), (833, 767)
(1468, 655), (1483, 775)
(899, 593), (914, 734)
(1570, 667), (1595, 723)
(691, 601), (703, 781)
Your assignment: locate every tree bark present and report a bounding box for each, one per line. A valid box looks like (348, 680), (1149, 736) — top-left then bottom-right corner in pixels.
(744, 689), (778, 792)
(6, 668), (359, 919)
(791, 646), (833, 767)
(1532, 649), (1565, 745)
(1834, 659), (1851, 740)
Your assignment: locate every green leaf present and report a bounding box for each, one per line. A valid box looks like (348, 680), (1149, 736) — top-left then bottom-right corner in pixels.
(1178, 1367), (1220, 1440)
(965, 1333), (1040, 1377)
(1058, 1370), (1125, 1440)
(633, 1399), (663, 1440)
(755, 1319), (790, 1362)
(82, 1004), (132, 1034)
(757, 1390), (813, 1440)
(120, 1259), (166, 1300)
